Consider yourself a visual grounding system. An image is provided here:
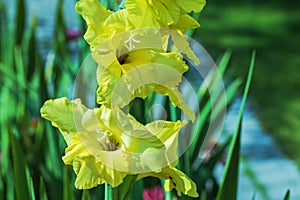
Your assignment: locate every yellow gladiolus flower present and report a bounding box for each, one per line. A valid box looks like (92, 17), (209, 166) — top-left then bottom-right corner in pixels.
(75, 0), (113, 49)
(126, 0), (206, 32)
(76, 0), (206, 50)
(139, 165), (199, 197)
(40, 0), (208, 198)
(40, 97), (198, 197)
(93, 47), (195, 121)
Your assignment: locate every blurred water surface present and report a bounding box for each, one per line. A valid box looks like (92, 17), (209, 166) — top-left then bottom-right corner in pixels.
(4, 0), (79, 49)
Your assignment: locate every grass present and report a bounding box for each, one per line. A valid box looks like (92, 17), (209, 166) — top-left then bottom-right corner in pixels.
(194, 2), (300, 164)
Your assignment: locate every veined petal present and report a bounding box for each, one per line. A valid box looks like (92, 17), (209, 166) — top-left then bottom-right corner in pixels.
(63, 134), (127, 189)
(96, 60), (122, 106)
(146, 120), (185, 163)
(148, 0), (174, 25)
(40, 98), (87, 145)
(120, 49), (158, 72)
(110, 60), (195, 121)
(138, 165), (198, 197)
(153, 52), (188, 74)
(169, 31), (200, 65)
(166, 87), (196, 122)
(94, 48), (195, 121)
(75, 0), (112, 49)
(126, 0), (160, 28)
(97, 106), (182, 154)
(114, 109), (183, 172)
(170, 14), (200, 33)
(175, 0), (206, 13)
(163, 166), (198, 197)
(156, 0), (181, 24)
(104, 10), (128, 33)
(81, 106), (184, 173)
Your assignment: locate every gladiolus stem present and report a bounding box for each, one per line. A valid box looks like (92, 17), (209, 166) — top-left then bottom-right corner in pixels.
(105, 175), (137, 200)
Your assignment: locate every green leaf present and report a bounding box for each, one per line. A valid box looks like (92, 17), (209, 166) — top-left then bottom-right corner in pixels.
(283, 190), (290, 200)
(106, 175), (137, 200)
(0, 175), (4, 200)
(217, 50), (232, 76)
(251, 192), (256, 200)
(0, 1), (6, 62)
(216, 51), (256, 200)
(26, 17), (37, 82)
(130, 179), (143, 200)
(11, 129), (30, 200)
(81, 190), (90, 200)
(39, 177), (48, 200)
(187, 51), (235, 164)
(63, 167), (75, 200)
(15, 0), (26, 46)
(38, 54), (49, 105)
(29, 178), (36, 200)
(45, 124), (62, 178)
(0, 102), (10, 175)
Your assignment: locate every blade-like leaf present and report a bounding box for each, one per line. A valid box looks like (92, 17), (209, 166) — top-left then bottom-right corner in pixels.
(39, 177), (48, 200)
(217, 50), (232, 76)
(26, 17), (37, 82)
(283, 190), (290, 200)
(29, 178), (36, 200)
(63, 167), (75, 200)
(251, 192), (256, 200)
(0, 1), (6, 62)
(11, 130), (30, 200)
(15, 0), (26, 46)
(216, 51), (255, 200)
(106, 175), (137, 200)
(0, 175), (4, 200)
(81, 190), (90, 200)
(188, 52), (235, 164)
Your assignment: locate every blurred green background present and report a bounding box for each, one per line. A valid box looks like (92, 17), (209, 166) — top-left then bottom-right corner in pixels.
(195, 0), (300, 164)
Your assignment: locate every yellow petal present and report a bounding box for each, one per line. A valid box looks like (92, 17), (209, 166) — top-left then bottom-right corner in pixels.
(163, 166), (198, 197)
(75, 0), (112, 49)
(148, 0), (174, 25)
(92, 106), (184, 172)
(111, 61), (195, 121)
(153, 52), (189, 74)
(169, 31), (200, 65)
(139, 165), (198, 197)
(156, 0), (181, 24)
(175, 0), (206, 13)
(40, 98), (87, 145)
(170, 14), (200, 33)
(166, 87), (196, 122)
(63, 134), (127, 189)
(96, 61), (122, 106)
(126, 0), (160, 28)
(104, 10), (128, 34)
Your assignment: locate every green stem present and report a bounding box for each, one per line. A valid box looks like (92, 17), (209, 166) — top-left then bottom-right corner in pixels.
(119, 0), (125, 9)
(105, 183), (112, 200)
(105, 175), (137, 200)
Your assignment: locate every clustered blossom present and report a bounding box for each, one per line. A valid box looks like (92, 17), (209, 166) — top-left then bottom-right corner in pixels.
(40, 0), (205, 198)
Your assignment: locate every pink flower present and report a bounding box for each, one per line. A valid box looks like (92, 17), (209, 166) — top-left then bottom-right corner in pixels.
(143, 186), (164, 200)
(65, 28), (82, 40)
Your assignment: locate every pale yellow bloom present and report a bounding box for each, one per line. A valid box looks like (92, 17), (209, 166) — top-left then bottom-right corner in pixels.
(93, 48), (195, 121)
(76, 0), (206, 50)
(40, 97), (198, 197)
